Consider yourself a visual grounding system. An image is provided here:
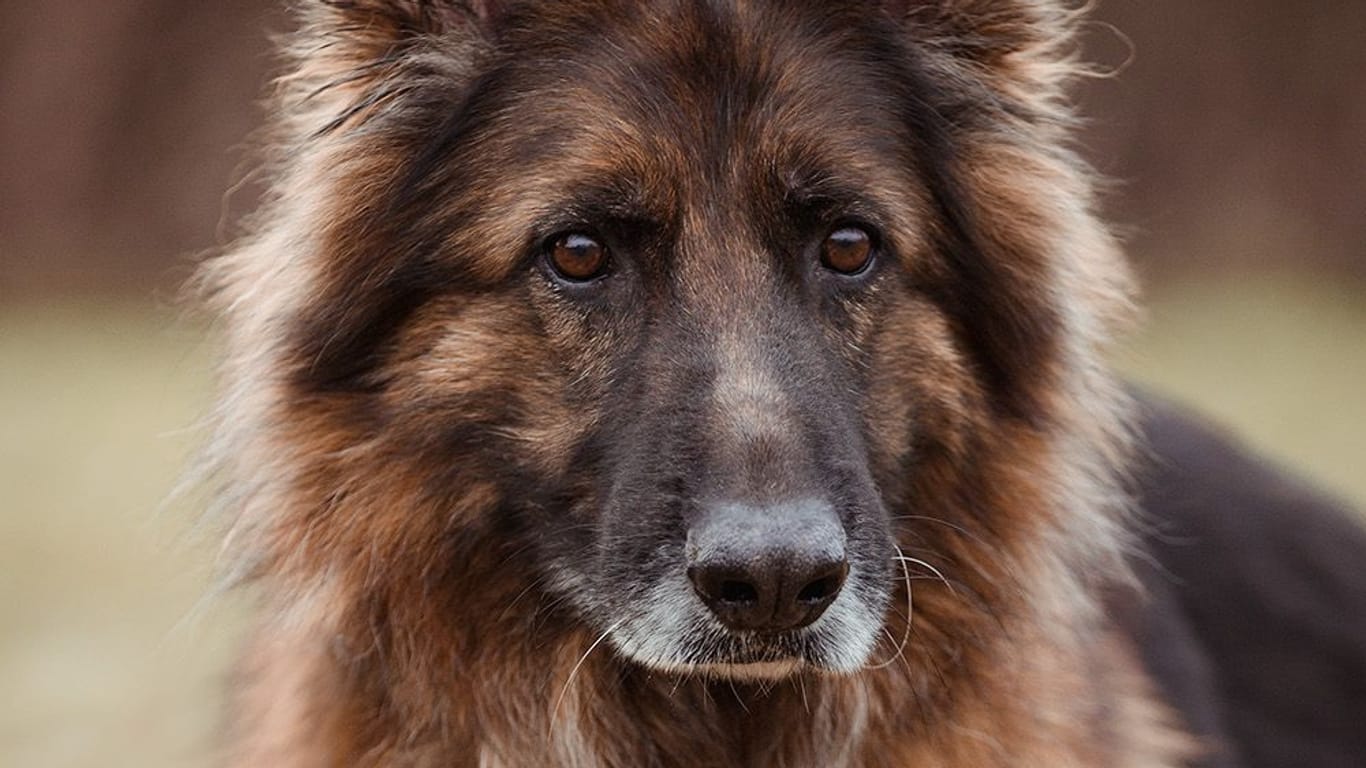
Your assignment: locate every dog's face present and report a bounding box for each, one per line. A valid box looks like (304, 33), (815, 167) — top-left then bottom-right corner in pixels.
(237, 0), (1124, 685)
(411, 2), (921, 676)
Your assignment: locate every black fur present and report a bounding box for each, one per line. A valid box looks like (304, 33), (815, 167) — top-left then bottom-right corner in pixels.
(1131, 394), (1366, 768)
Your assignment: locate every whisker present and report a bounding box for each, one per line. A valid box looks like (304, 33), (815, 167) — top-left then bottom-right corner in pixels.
(727, 678), (751, 713)
(550, 619), (624, 730)
(497, 577), (546, 623)
(888, 514), (998, 554)
(893, 555), (957, 595)
(669, 671), (687, 697)
(863, 544), (914, 670)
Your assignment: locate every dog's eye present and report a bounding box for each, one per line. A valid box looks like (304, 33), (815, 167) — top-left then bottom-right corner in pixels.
(820, 226), (874, 275)
(546, 232), (609, 282)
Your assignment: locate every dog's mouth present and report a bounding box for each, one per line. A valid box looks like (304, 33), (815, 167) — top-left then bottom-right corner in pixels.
(611, 626), (834, 680)
(599, 567), (890, 681)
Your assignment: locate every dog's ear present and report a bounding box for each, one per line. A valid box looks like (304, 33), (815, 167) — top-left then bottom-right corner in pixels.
(265, 2), (520, 391)
(884, 1), (1080, 96)
(307, 1), (508, 38)
(281, 1), (513, 137)
(296, 1), (508, 62)
(878, 2), (1110, 420)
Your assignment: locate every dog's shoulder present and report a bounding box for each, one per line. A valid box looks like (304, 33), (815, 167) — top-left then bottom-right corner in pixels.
(1125, 393), (1366, 768)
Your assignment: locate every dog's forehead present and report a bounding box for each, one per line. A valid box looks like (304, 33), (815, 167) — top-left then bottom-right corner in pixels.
(454, 2), (923, 240)
(490, 0), (911, 172)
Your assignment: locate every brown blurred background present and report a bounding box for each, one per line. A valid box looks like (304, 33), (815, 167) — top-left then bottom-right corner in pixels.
(1, 2), (1363, 767)
(4, 2), (1365, 296)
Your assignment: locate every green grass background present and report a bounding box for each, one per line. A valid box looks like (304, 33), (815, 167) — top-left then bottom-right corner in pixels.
(2, 276), (1363, 767)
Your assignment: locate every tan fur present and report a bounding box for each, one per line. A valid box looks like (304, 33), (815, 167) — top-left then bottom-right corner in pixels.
(198, 1), (1196, 765)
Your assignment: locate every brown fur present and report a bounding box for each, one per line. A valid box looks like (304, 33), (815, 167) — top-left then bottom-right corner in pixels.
(200, 1), (1196, 765)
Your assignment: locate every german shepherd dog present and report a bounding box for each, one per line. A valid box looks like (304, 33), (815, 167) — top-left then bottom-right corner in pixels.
(200, 1), (1366, 766)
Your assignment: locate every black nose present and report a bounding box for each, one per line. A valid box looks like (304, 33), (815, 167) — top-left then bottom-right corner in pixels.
(686, 499), (848, 633)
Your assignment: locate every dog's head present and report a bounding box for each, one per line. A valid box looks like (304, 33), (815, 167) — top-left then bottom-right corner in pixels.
(212, 0), (1132, 683)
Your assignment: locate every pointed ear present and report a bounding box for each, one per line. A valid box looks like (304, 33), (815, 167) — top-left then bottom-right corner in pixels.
(885, 0), (1081, 96)
(311, 1), (507, 34)
(299, 1), (507, 61)
(282, 1), (512, 136)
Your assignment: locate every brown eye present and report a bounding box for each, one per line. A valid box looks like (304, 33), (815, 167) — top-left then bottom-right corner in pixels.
(547, 232), (608, 281)
(820, 226), (874, 275)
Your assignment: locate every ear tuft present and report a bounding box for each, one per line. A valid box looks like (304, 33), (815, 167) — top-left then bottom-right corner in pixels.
(887, 0), (1083, 96)
(281, 1), (503, 138)
(308, 1), (497, 48)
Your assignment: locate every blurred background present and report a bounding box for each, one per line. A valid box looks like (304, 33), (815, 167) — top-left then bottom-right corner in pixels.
(1, 2), (1363, 766)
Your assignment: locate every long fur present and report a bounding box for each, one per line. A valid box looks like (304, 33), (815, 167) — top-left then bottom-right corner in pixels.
(198, 2), (1194, 765)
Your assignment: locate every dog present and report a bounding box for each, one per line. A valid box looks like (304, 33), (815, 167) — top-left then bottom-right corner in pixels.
(198, 1), (1366, 765)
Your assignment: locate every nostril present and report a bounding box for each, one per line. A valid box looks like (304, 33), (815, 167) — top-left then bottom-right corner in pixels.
(687, 565), (760, 608)
(796, 561), (849, 605)
(719, 579), (759, 605)
(796, 575), (839, 604)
